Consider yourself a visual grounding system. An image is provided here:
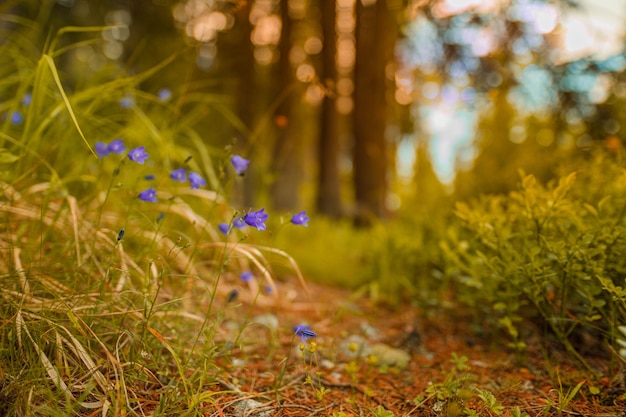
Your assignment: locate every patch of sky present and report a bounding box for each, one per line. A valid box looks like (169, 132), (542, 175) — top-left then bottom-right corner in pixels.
(460, 87), (477, 103)
(422, 82), (439, 100)
(441, 84), (460, 104)
(507, 1), (529, 21)
(444, 25), (478, 45)
(400, 17), (443, 70)
(449, 60), (469, 84)
(524, 32), (544, 51)
(461, 54), (480, 72)
(450, 12), (472, 28)
(418, 104), (477, 185)
(396, 136), (416, 181)
(597, 54), (626, 72)
(566, 59), (589, 74)
(509, 1), (558, 31)
(512, 37), (530, 56)
(559, 72), (597, 93)
(513, 65), (557, 112)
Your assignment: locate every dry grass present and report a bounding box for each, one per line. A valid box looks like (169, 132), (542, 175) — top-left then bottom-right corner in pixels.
(0, 179), (309, 415)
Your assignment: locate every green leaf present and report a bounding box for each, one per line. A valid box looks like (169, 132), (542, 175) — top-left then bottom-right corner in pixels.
(370, 405), (394, 417)
(43, 54), (94, 157)
(583, 203), (598, 217)
(0, 149), (19, 164)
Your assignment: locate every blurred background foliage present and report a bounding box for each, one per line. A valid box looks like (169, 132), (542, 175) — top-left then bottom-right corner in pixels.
(8, 0), (626, 213)
(3, 0), (626, 362)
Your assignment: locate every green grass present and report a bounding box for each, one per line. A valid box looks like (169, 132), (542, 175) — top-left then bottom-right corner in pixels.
(272, 217), (372, 288)
(0, 18), (305, 415)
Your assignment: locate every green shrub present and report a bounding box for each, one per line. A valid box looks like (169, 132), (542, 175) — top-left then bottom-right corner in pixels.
(441, 151), (626, 368)
(358, 215), (450, 305)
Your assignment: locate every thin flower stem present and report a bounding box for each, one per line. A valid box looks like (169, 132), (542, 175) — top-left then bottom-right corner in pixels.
(186, 230), (234, 364)
(93, 159), (118, 237)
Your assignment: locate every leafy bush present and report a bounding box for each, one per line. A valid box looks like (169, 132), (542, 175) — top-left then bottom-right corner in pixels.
(358, 215), (450, 305)
(441, 151), (626, 368)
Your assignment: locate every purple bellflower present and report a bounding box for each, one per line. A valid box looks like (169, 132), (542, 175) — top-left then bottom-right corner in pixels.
(108, 139), (126, 154)
(10, 111), (23, 125)
(95, 139), (126, 158)
(22, 93), (32, 106)
(158, 88), (172, 101)
(233, 217), (246, 229)
(231, 155), (250, 176)
(244, 208), (269, 231)
(188, 172), (207, 189)
(138, 187), (157, 202)
(218, 222), (230, 235)
(95, 142), (110, 158)
(170, 168), (186, 182)
(291, 210), (309, 227)
(240, 271), (253, 283)
(119, 95), (134, 108)
(128, 146), (149, 164)
(294, 324), (316, 343)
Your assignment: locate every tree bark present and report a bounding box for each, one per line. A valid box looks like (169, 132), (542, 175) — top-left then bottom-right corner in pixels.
(316, 0), (343, 217)
(352, 0), (391, 226)
(231, 0), (256, 208)
(270, 0), (301, 211)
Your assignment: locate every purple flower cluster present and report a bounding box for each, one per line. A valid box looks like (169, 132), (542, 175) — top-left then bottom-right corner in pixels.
(95, 139), (127, 158)
(218, 155), (315, 347)
(217, 156), (311, 235)
(170, 168), (207, 189)
(218, 215), (249, 235)
(94, 139), (210, 203)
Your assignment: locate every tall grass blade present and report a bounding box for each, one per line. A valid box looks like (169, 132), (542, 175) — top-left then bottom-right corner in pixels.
(16, 312), (73, 397)
(43, 55), (94, 157)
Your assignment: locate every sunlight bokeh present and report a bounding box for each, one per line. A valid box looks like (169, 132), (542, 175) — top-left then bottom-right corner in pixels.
(407, 0), (626, 184)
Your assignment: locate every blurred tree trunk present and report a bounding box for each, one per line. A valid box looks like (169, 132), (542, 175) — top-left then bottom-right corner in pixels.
(232, 0), (256, 208)
(316, 0), (342, 218)
(270, 0), (301, 211)
(352, 0), (394, 226)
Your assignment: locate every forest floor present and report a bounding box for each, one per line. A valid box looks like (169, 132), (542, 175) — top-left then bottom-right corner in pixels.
(188, 280), (626, 417)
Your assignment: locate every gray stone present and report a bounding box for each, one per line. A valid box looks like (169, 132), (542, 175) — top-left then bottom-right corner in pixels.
(232, 399), (272, 417)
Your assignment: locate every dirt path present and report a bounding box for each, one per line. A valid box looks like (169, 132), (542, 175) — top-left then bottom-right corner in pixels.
(204, 280), (626, 416)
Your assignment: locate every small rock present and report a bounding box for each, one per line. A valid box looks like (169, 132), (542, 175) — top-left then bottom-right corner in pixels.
(340, 335), (369, 359)
(252, 313), (279, 330)
(231, 358), (246, 367)
(360, 322), (381, 340)
(232, 399), (272, 417)
(320, 358), (335, 369)
(368, 343), (411, 369)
